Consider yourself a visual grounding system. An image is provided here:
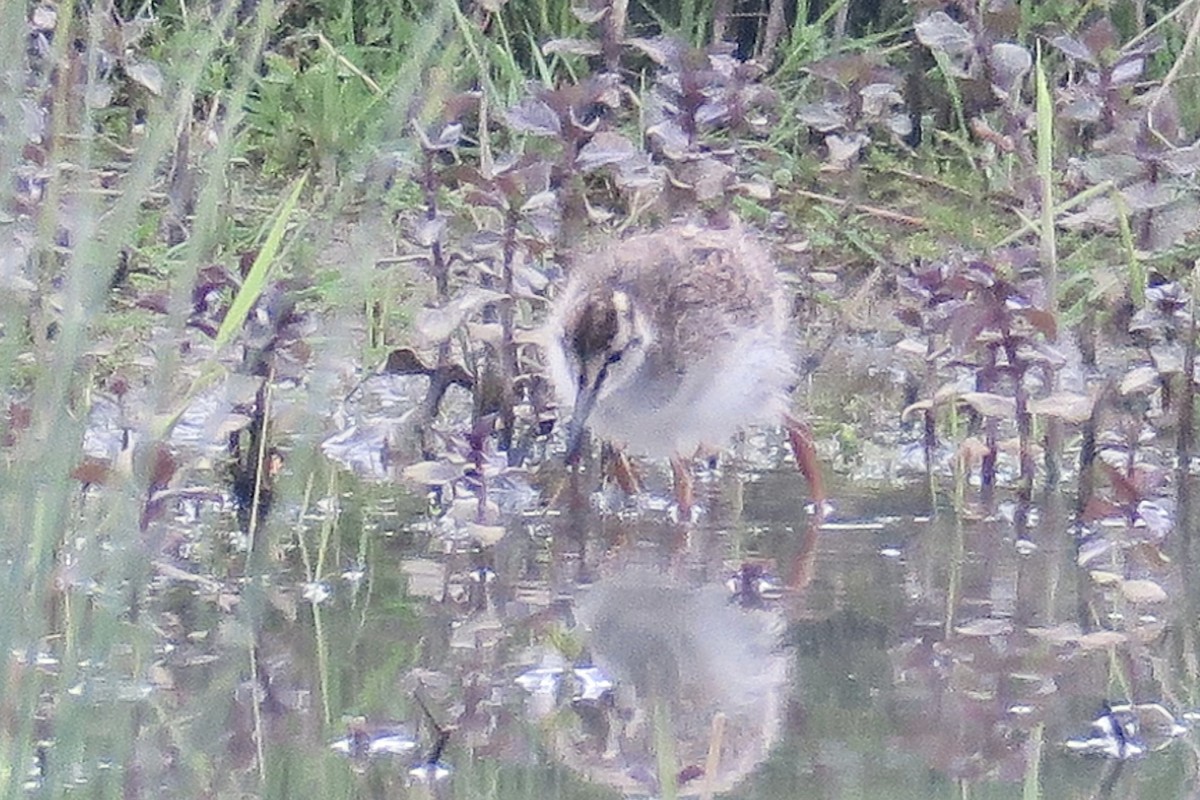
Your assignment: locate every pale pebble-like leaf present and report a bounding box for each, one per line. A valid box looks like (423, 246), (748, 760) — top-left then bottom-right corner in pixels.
(959, 391), (1016, 418)
(542, 38), (602, 57)
(1078, 630), (1127, 649)
(673, 158), (733, 201)
(624, 36), (680, 65)
(513, 262), (550, 294)
(915, 12), (973, 55)
(1089, 570), (1123, 587)
(576, 131), (637, 172)
(505, 97), (560, 136)
(401, 559), (446, 598)
(1050, 34), (1096, 65)
(520, 190), (557, 213)
(85, 81), (115, 109)
(402, 461), (463, 486)
(613, 151), (661, 190)
(1122, 180), (1180, 212)
(955, 618), (1013, 637)
(796, 101), (845, 132)
(1137, 500), (1174, 540)
(1151, 343), (1183, 375)
(415, 287), (508, 344)
(1077, 154), (1144, 184)
(1121, 579), (1168, 604)
(126, 60), (164, 95)
(861, 83), (903, 119)
(1077, 535), (1113, 566)
(1120, 365), (1159, 395)
(466, 322), (504, 343)
(1160, 141), (1200, 176)
(31, 5), (57, 31)
(734, 174), (773, 200)
(1111, 56), (1145, 86)
(1028, 622), (1084, 644)
(464, 522), (506, 546)
(885, 111), (913, 138)
(1148, 195), (1200, 252)
(1028, 392), (1095, 423)
(414, 214), (447, 247)
(647, 119), (690, 159)
(825, 132), (868, 170)
(1059, 94), (1103, 124)
(990, 42), (1031, 94)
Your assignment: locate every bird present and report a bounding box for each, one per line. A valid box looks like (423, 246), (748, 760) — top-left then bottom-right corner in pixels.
(543, 218), (823, 516)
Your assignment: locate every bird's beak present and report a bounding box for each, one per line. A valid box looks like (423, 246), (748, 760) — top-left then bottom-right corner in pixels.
(565, 370), (603, 465)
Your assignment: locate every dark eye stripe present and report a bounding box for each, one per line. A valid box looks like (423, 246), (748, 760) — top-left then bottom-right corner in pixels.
(586, 337), (640, 394)
(603, 335), (640, 367)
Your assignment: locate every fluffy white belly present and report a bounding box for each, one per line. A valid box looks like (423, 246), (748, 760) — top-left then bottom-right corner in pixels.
(588, 332), (794, 458)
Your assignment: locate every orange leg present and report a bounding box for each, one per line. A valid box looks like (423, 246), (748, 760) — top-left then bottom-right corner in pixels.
(784, 413), (826, 515)
(670, 455), (695, 522)
(783, 415), (825, 589)
(610, 447), (642, 497)
(786, 514), (822, 590)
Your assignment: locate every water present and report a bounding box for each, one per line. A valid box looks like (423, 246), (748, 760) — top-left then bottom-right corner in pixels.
(283, 459), (1197, 799)
(21, 364), (1200, 799)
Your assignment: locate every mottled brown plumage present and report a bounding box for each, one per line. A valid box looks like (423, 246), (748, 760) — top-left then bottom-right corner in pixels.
(545, 219), (793, 461)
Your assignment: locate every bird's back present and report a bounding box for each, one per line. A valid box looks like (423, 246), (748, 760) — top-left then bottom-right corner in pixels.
(582, 221), (786, 355)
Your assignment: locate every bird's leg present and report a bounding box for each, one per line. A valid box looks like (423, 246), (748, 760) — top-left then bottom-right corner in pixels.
(784, 413), (825, 514)
(603, 443), (642, 496)
(786, 513), (822, 589)
(670, 455), (695, 521)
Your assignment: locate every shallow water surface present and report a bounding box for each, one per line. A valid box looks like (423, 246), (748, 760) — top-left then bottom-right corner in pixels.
(262, 449), (1199, 800)
(17, 363), (1200, 800)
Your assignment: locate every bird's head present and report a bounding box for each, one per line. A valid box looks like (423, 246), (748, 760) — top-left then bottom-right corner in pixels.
(552, 286), (652, 462)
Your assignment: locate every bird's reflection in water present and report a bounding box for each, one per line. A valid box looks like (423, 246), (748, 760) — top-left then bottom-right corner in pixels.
(554, 568), (788, 798)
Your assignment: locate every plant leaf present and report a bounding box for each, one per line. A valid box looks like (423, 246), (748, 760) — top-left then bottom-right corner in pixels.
(958, 391), (1016, 418)
(542, 38), (602, 57)
(915, 12), (973, 55)
(576, 131), (637, 171)
(505, 97), (560, 136)
(214, 174), (307, 350)
(1028, 392), (1094, 423)
(126, 60), (165, 95)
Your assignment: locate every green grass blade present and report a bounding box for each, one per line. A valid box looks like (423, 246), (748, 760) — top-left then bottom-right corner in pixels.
(1035, 44), (1057, 304)
(214, 173), (309, 350)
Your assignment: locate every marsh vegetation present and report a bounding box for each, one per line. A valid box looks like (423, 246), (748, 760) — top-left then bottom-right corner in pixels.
(5, 0), (1200, 797)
